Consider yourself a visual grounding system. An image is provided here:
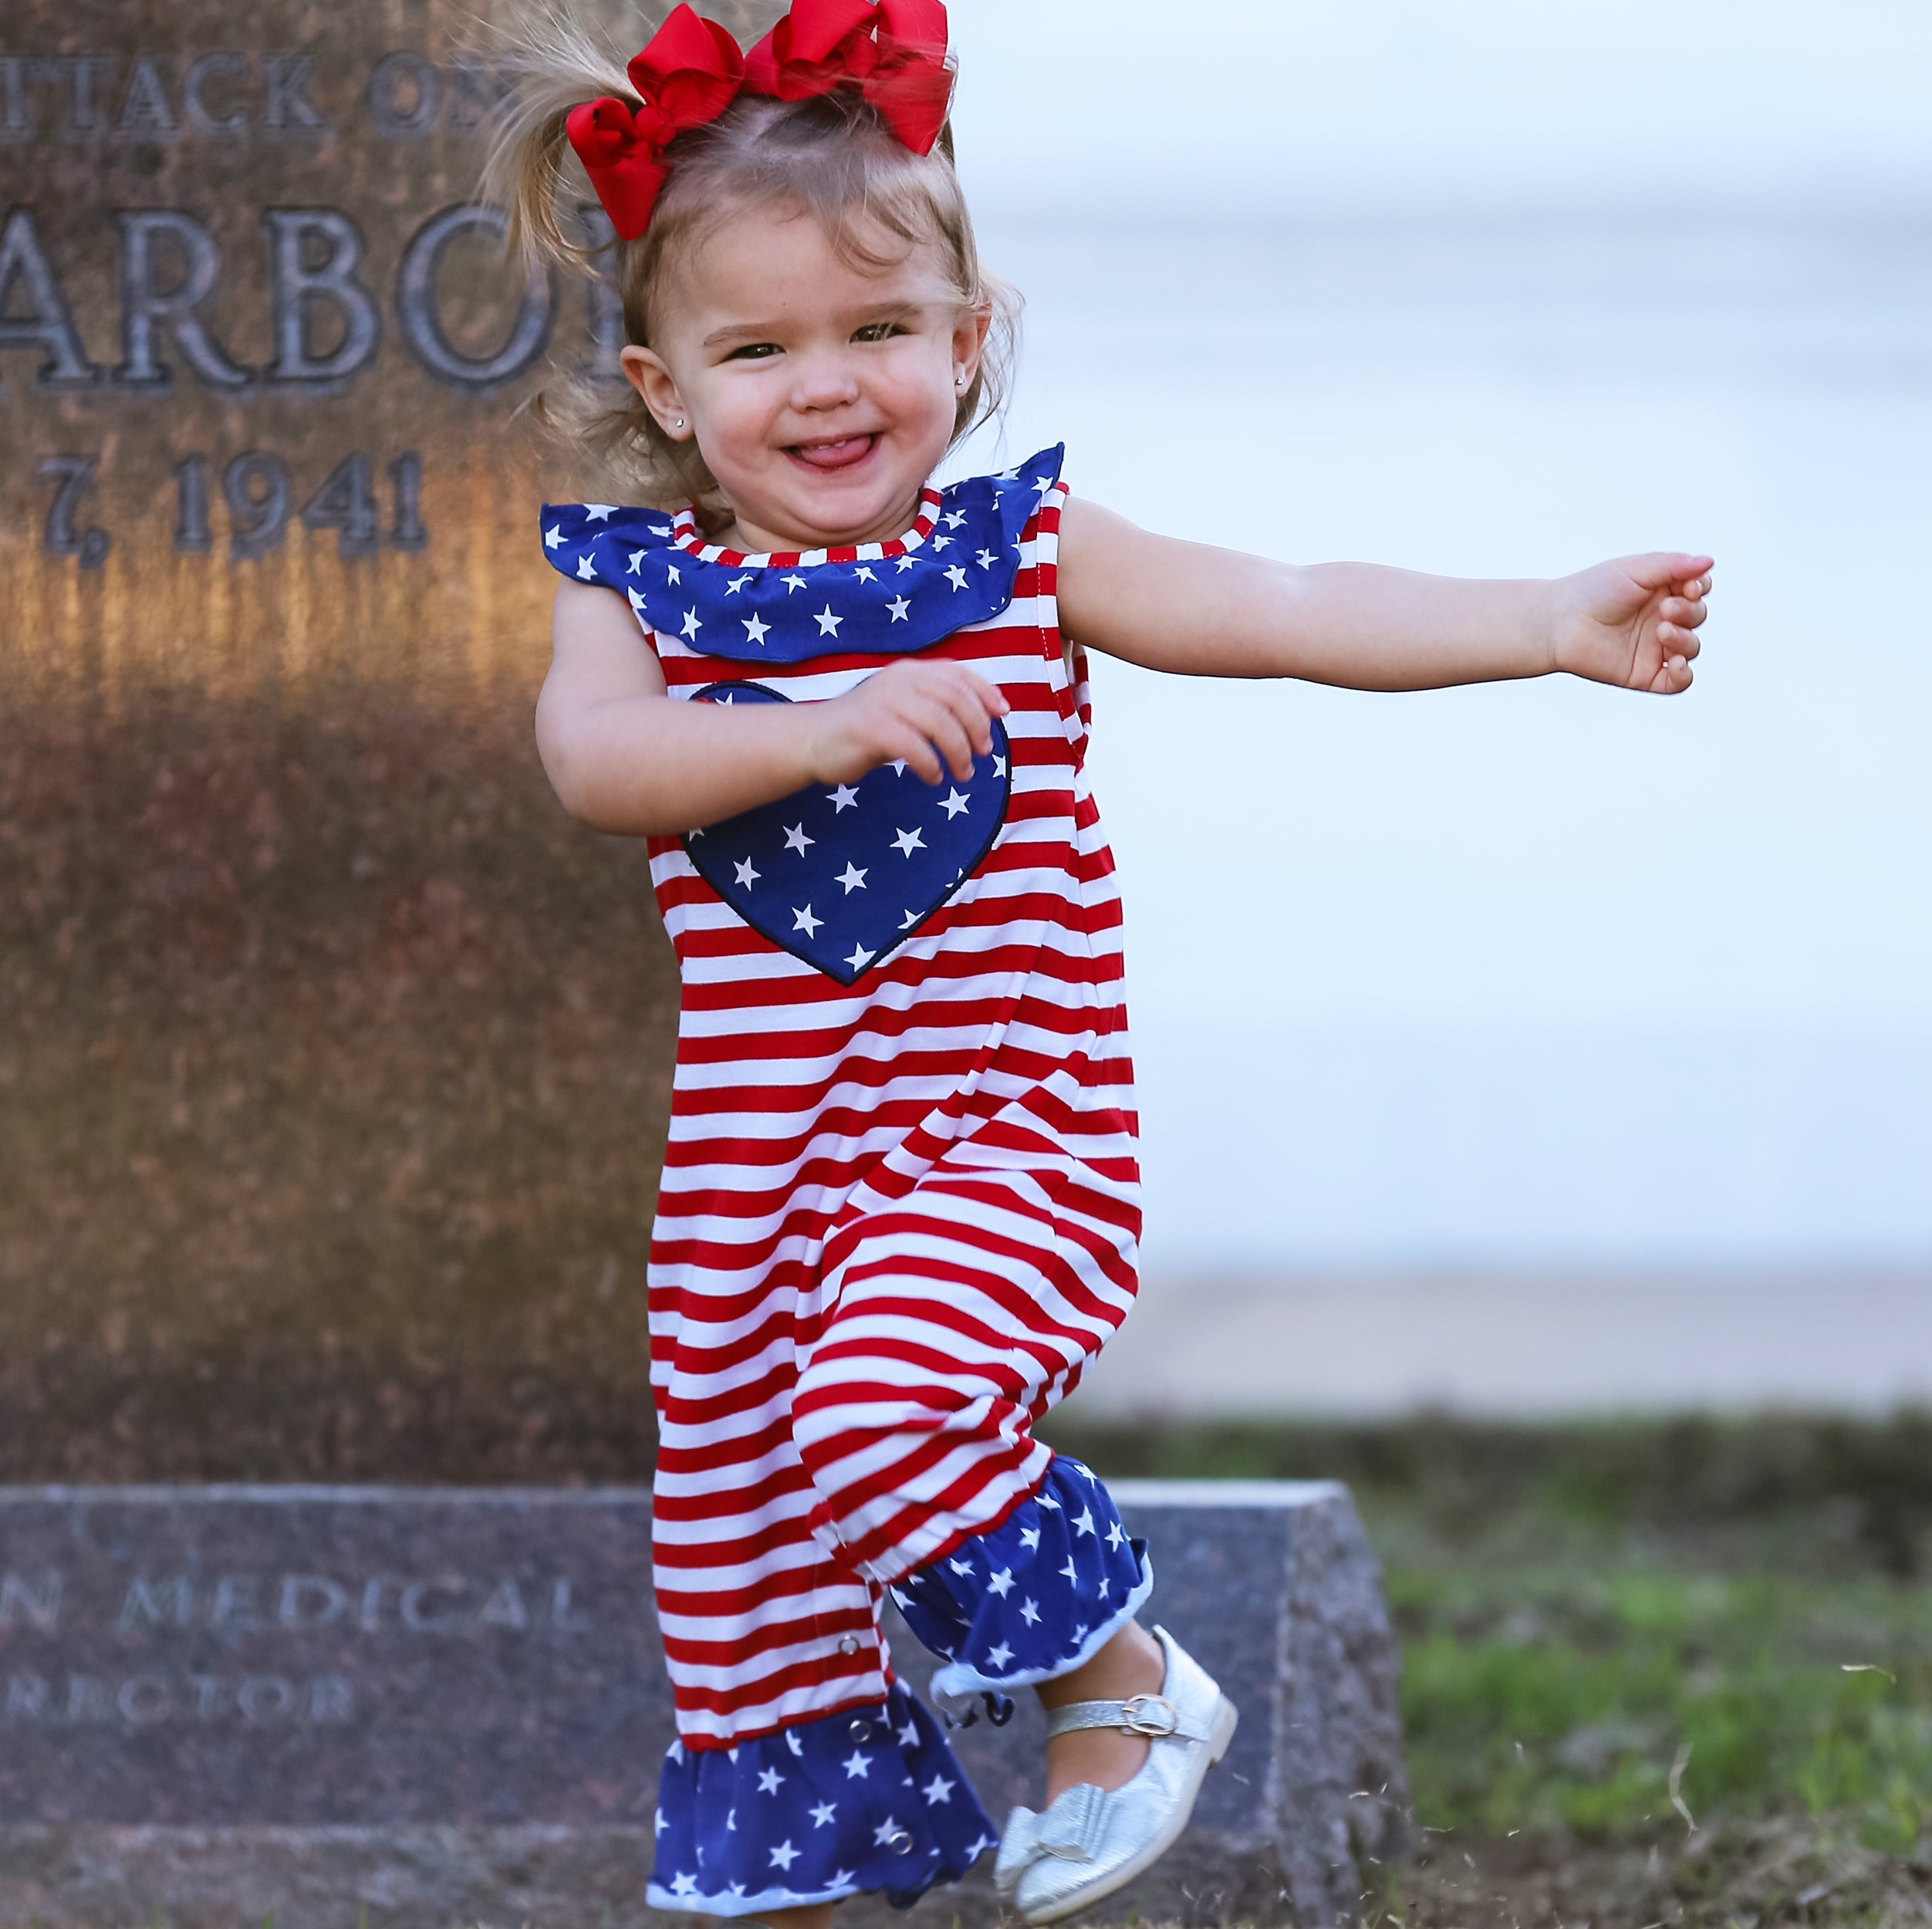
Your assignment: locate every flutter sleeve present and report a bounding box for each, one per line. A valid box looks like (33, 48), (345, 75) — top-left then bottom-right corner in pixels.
(538, 502), (684, 610)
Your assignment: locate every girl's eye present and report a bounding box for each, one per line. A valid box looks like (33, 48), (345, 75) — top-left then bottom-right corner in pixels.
(728, 343), (782, 361)
(853, 322), (905, 343)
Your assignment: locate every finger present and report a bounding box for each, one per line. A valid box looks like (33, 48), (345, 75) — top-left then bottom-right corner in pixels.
(941, 684), (997, 756)
(889, 726), (944, 785)
(1625, 551), (1716, 591)
(1657, 622), (1701, 660)
(908, 700), (975, 781)
(937, 721), (978, 782)
(1660, 596), (1707, 629)
(1653, 654), (1694, 694)
(925, 666), (1006, 745)
(957, 667), (1010, 718)
(902, 658), (996, 702)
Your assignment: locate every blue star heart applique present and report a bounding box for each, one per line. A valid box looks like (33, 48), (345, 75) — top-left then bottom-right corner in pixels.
(683, 684), (1011, 986)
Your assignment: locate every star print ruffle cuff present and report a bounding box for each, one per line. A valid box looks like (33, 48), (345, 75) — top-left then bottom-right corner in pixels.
(647, 1682), (998, 1916)
(890, 1454), (1153, 1702)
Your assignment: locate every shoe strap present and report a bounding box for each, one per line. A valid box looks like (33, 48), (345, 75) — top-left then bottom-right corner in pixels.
(1044, 1691), (1209, 1742)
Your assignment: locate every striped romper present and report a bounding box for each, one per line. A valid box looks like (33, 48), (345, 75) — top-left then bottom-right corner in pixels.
(542, 446), (1154, 1914)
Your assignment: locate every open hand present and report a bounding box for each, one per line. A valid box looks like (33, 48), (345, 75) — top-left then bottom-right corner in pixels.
(1551, 552), (1714, 694)
(802, 659), (1009, 787)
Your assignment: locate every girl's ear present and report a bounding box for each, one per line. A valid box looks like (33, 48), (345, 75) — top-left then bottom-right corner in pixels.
(951, 301), (993, 389)
(621, 344), (694, 441)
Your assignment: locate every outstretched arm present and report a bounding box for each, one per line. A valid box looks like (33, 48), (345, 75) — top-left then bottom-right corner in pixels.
(536, 583), (1008, 836)
(1056, 497), (1711, 695)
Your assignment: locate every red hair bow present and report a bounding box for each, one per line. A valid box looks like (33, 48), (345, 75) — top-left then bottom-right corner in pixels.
(566, 4), (746, 239)
(745, 0), (954, 157)
(568, 0), (954, 241)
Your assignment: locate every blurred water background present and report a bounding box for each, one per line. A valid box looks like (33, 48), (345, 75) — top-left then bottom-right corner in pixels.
(947, 0), (1932, 1408)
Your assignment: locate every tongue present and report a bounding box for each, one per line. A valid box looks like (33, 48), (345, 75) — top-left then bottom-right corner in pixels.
(792, 435), (874, 471)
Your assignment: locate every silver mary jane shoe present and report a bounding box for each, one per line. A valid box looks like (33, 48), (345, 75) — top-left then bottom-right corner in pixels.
(993, 1624), (1238, 1924)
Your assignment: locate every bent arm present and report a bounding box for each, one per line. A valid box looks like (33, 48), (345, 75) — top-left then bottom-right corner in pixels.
(536, 584), (819, 836)
(536, 583), (1009, 836)
(1056, 496), (1709, 694)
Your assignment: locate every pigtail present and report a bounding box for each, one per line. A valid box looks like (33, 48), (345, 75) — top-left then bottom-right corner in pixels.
(477, 5), (708, 512)
(478, 8), (648, 273)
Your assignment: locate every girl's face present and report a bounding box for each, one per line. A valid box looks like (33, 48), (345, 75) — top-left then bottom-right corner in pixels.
(622, 203), (990, 555)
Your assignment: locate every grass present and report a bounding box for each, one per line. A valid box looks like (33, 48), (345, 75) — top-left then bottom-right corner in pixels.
(1051, 1417), (1932, 1925)
(1394, 1565), (1932, 1844)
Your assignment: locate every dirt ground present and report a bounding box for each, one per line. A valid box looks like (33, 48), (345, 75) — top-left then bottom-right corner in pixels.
(1384, 1816), (1932, 1927)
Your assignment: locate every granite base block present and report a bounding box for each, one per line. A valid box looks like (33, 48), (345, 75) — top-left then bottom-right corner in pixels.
(0, 1481), (1407, 1927)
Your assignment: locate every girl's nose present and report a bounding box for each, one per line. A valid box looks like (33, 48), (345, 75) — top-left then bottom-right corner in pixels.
(790, 348), (862, 413)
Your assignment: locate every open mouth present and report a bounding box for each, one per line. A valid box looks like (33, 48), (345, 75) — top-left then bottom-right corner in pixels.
(785, 434), (880, 474)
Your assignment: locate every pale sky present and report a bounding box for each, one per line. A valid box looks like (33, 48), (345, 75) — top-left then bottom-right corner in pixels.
(951, 0), (1932, 220)
(937, 2), (1932, 1270)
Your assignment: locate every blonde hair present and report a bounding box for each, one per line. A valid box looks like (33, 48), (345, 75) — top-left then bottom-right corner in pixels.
(481, 5), (1020, 519)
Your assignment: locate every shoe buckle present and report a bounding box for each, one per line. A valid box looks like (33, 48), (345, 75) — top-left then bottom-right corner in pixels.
(1117, 1692), (1179, 1738)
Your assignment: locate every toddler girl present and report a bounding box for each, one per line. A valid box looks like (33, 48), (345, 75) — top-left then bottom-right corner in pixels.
(491, 5), (1711, 1923)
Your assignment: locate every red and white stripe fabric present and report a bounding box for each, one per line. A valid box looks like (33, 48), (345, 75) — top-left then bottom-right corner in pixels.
(640, 478), (1141, 1750)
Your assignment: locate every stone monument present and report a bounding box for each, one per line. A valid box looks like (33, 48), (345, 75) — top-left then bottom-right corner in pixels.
(0, 0), (765, 1487)
(0, 1481), (1408, 1927)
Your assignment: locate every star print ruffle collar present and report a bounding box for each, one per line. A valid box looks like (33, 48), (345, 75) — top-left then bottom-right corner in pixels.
(647, 1683), (997, 1916)
(540, 444), (1066, 664)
